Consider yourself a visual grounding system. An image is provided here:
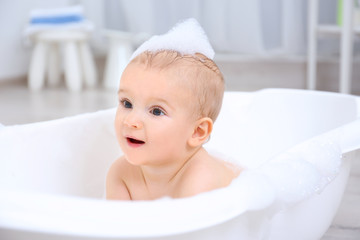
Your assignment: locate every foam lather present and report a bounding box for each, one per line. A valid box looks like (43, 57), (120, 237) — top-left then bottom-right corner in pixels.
(130, 18), (215, 61)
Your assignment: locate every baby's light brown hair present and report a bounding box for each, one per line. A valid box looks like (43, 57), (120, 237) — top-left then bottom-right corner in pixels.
(129, 50), (224, 122)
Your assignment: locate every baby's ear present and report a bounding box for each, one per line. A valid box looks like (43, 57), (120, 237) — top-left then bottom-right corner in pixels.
(188, 117), (213, 147)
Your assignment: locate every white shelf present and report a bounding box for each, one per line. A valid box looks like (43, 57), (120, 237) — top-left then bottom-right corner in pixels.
(307, 0), (357, 94)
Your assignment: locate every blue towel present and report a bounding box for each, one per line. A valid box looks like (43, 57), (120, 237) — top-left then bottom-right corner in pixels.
(30, 15), (84, 25)
(24, 5), (93, 36)
(29, 5), (85, 25)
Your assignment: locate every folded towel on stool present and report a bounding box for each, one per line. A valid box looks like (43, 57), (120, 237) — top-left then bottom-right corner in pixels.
(24, 5), (93, 36)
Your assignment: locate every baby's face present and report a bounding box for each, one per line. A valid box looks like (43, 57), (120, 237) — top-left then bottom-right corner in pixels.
(115, 63), (197, 166)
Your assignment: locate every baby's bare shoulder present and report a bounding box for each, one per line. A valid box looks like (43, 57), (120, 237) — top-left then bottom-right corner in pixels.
(177, 156), (239, 198)
(107, 156), (129, 178)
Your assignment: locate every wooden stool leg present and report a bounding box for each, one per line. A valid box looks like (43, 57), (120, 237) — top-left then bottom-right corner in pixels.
(28, 41), (48, 91)
(47, 43), (61, 87)
(79, 42), (97, 88)
(103, 39), (132, 90)
(63, 41), (82, 91)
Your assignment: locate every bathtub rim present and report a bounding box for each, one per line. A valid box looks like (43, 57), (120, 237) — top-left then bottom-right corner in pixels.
(1, 147), (357, 238)
(0, 152), (354, 239)
(0, 173), (276, 238)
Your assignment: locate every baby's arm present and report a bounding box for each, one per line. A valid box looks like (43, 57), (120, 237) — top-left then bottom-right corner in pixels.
(106, 158), (131, 200)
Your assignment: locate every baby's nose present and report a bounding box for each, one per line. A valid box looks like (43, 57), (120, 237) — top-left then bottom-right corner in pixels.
(124, 111), (143, 129)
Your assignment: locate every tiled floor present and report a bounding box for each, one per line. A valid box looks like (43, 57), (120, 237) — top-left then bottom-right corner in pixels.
(0, 82), (359, 239)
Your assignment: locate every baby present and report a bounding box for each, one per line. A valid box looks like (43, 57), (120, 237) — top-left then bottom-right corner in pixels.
(106, 19), (240, 200)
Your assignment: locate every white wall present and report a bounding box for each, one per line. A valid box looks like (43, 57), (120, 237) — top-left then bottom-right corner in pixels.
(0, 0), (76, 82)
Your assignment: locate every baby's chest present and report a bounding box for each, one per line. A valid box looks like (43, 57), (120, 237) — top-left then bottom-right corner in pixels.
(126, 180), (177, 200)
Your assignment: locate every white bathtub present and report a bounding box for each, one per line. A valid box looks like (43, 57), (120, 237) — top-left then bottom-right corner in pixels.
(0, 89), (359, 240)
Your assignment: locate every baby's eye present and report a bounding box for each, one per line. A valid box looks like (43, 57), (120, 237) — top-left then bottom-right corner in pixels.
(150, 107), (165, 116)
(120, 99), (132, 109)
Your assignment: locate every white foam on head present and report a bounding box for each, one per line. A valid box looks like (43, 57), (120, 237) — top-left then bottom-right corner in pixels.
(130, 18), (215, 61)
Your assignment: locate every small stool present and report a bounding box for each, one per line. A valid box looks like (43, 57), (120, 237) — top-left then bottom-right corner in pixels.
(28, 30), (97, 91)
(103, 30), (149, 90)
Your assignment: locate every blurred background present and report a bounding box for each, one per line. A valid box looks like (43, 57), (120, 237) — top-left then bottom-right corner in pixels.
(0, 1), (359, 239)
(0, 0), (359, 125)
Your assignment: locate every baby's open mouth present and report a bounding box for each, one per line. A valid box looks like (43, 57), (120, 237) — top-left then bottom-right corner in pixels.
(127, 137), (145, 145)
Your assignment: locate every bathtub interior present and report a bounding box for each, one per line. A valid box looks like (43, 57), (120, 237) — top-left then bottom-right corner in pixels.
(0, 88), (359, 239)
(0, 109), (120, 198)
(206, 89), (358, 168)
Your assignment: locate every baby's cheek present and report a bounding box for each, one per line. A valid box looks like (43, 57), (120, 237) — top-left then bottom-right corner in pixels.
(114, 115), (123, 141)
